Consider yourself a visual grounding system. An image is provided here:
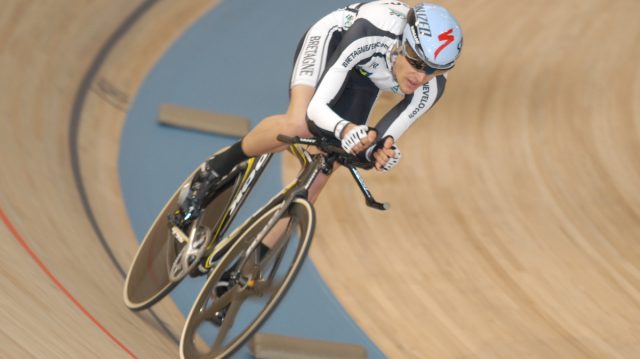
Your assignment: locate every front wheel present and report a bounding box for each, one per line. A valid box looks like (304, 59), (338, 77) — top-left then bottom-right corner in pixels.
(180, 198), (315, 359)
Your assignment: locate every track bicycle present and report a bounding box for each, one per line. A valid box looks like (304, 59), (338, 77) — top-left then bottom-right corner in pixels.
(179, 134), (389, 359)
(124, 136), (388, 358)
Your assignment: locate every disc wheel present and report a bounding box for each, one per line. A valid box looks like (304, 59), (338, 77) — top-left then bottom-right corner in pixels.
(124, 171), (240, 311)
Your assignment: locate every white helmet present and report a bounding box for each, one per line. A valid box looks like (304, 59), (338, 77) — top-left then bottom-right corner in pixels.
(402, 3), (463, 73)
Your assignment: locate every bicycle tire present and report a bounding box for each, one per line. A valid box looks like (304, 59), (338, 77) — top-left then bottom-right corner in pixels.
(180, 198), (315, 359)
(123, 169), (242, 311)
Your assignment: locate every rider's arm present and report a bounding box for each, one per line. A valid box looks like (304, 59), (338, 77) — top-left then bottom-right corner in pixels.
(306, 18), (395, 139)
(363, 74), (448, 161)
(377, 75), (447, 141)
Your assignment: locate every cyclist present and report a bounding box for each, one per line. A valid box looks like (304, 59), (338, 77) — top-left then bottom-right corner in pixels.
(172, 1), (463, 257)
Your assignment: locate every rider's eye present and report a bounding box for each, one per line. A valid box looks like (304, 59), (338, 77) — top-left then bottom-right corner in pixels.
(402, 40), (454, 76)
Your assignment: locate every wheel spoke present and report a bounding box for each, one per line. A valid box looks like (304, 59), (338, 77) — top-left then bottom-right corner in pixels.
(263, 217), (298, 286)
(212, 292), (247, 351)
(198, 285), (239, 320)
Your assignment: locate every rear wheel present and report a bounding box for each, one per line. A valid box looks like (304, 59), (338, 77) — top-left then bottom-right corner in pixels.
(123, 170), (241, 311)
(180, 198), (315, 359)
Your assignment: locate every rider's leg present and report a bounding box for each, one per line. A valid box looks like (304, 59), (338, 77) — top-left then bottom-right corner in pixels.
(241, 85), (315, 156)
(179, 17), (336, 220)
(176, 85), (315, 220)
(200, 85), (315, 175)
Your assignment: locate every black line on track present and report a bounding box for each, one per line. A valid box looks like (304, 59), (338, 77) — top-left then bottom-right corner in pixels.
(68, 0), (180, 346)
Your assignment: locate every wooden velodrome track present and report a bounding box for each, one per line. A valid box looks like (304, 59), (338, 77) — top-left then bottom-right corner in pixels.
(1, 0), (639, 358)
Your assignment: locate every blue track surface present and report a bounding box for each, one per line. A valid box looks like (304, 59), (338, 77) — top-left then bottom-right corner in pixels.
(119, 1), (385, 357)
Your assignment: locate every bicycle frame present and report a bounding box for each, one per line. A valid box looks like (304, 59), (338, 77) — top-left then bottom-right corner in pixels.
(197, 144), (320, 271)
(225, 143), (323, 280)
(202, 137), (388, 274)
(194, 143), (315, 275)
(233, 139), (389, 275)
(199, 152), (274, 271)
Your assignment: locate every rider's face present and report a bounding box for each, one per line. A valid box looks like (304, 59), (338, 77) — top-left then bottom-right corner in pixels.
(394, 55), (433, 94)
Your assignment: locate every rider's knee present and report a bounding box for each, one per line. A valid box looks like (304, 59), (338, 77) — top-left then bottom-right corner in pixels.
(282, 111), (312, 138)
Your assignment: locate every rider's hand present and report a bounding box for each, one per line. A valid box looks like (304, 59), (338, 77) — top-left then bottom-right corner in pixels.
(372, 137), (401, 172)
(340, 124), (376, 154)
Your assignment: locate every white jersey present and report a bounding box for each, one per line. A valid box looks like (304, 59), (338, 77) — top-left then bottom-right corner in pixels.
(291, 1), (448, 147)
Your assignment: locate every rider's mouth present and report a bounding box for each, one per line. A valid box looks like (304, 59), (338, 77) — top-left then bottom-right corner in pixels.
(405, 78), (419, 91)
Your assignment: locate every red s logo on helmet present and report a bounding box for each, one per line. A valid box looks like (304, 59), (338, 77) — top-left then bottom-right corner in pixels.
(434, 29), (454, 60)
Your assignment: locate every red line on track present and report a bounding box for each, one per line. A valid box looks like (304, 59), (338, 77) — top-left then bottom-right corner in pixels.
(0, 207), (139, 359)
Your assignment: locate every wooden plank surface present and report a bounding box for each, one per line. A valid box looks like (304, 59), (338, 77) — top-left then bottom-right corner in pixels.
(0, 1), (220, 358)
(158, 103), (251, 137)
(250, 333), (367, 359)
(2, 0), (640, 358)
(286, 0), (640, 357)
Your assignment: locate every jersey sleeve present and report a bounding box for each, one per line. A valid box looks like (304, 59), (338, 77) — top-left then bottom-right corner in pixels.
(364, 74), (447, 160)
(306, 18), (395, 139)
